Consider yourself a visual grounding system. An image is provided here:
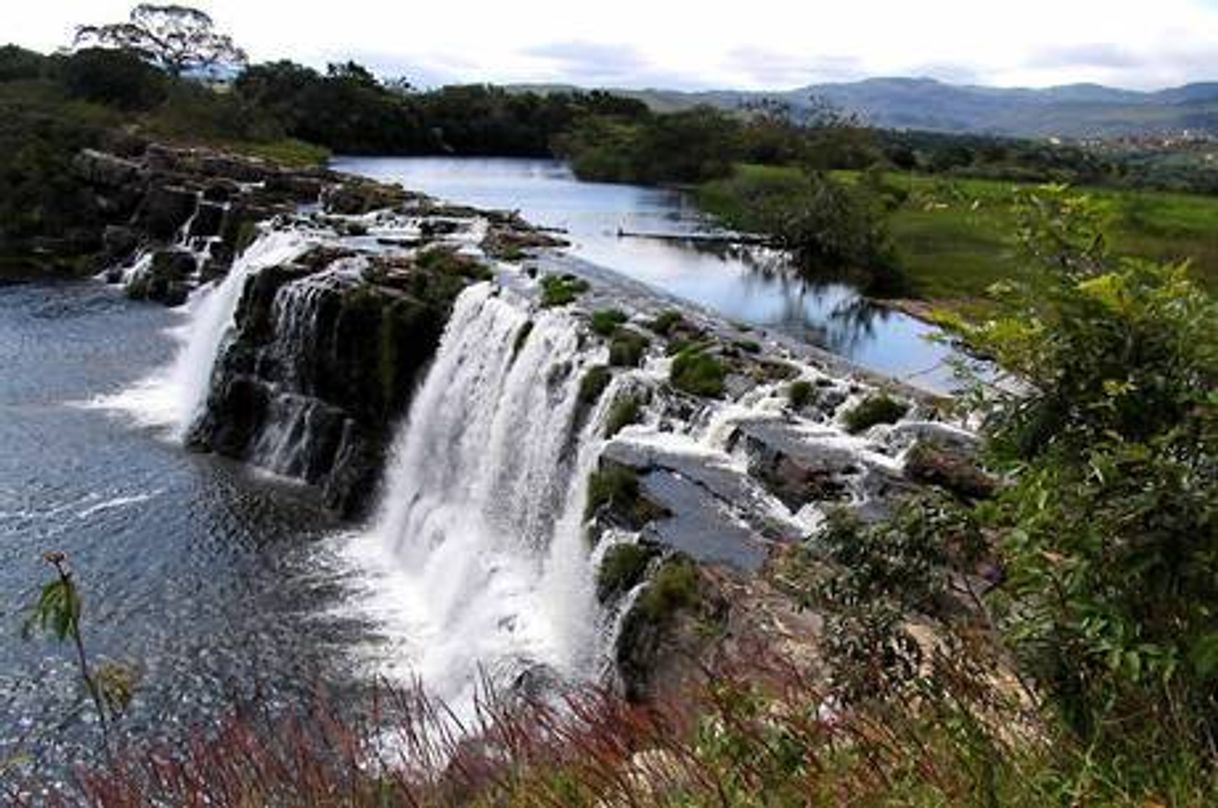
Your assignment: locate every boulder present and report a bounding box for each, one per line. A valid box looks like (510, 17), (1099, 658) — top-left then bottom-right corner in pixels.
(189, 201), (226, 239)
(73, 149), (143, 188)
(137, 186), (198, 241)
(126, 249), (196, 306)
(904, 440), (996, 500)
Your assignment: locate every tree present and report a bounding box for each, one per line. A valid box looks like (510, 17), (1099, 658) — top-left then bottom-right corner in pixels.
(74, 4), (247, 77)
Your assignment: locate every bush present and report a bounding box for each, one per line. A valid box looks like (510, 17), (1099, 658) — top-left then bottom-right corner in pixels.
(590, 308), (627, 336)
(596, 542), (658, 602)
(62, 48), (168, 111)
(604, 393), (642, 438)
(670, 349), (725, 398)
(842, 393), (908, 433)
(635, 557), (701, 624)
(585, 464), (640, 520)
(608, 329), (649, 368)
(539, 273), (590, 307)
(952, 187), (1218, 746)
(787, 380), (815, 409)
(578, 365), (611, 406)
(649, 309), (684, 336)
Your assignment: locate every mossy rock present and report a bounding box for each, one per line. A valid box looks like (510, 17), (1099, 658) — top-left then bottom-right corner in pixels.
(578, 365), (612, 406)
(650, 309), (684, 336)
(609, 329), (650, 368)
(670, 349), (726, 398)
(605, 393), (643, 438)
(842, 393), (909, 433)
(788, 380), (815, 409)
(539, 273), (590, 307)
(590, 308), (628, 336)
(585, 463), (669, 528)
(597, 542), (660, 603)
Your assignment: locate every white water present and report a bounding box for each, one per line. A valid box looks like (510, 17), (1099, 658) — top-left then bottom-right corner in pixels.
(89, 228), (312, 436)
(343, 283), (610, 711)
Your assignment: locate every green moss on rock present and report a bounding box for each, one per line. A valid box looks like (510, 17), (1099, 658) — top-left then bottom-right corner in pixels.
(842, 393), (909, 433)
(597, 542), (659, 602)
(670, 349), (726, 398)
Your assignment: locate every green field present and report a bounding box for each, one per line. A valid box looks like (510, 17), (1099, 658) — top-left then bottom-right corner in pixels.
(700, 164), (1218, 306)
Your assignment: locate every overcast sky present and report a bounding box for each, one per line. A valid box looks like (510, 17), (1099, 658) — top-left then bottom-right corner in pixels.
(6, 0), (1218, 91)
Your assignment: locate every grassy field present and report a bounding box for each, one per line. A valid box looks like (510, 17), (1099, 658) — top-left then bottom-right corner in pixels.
(700, 164), (1218, 306)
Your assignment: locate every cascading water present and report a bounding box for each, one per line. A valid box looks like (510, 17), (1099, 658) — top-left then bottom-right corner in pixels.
(90, 227), (312, 436)
(343, 283), (613, 711)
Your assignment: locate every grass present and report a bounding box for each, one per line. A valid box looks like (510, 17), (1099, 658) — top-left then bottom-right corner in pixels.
(590, 308), (627, 336)
(596, 543), (658, 602)
(787, 380), (815, 409)
(842, 393), (909, 433)
(609, 329), (650, 367)
(540, 273), (591, 307)
(669, 349), (726, 398)
(585, 464), (641, 520)
(699, 164), (1218, 309)
(578, 365), (611, 406)
(605, 393), (643, 438)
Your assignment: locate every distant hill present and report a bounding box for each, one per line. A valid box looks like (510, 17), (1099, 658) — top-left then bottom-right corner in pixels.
(514, 77), (1218, 139)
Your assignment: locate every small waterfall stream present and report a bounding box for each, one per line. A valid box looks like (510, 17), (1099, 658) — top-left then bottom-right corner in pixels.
(91, 228), (312, 435)
(343, 283), (611, 708)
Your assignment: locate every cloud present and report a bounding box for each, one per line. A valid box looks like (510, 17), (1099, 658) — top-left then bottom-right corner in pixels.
(721, 48), (863, 88)
(1027, 43), (1142, 69)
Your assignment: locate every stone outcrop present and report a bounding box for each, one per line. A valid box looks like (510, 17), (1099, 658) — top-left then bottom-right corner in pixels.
(187, 245), (490, 517)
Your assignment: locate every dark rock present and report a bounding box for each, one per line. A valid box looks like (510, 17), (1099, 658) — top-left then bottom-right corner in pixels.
(189, 201), (226, 238)
(138, 186), (198, 242)
(73, 149), (143, 188)
(904, 440), (996, 500)
(322, 181), (407, 215)
(102, 226), (139, 262)
(127, 249), (197, 306)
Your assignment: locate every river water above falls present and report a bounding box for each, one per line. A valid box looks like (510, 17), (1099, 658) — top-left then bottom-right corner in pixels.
(333, 156), (958, 391)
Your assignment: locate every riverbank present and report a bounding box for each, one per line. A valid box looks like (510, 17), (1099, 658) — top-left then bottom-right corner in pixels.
(698, 163), (1218, 314)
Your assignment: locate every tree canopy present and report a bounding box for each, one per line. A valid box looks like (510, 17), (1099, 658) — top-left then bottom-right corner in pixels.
(74, 4), (247, 77)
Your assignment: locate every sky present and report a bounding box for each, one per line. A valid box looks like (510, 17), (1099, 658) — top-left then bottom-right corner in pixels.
(5, 0), (1218, 91)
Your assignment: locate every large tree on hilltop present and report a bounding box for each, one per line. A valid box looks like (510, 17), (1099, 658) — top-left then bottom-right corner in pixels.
(74, 4), (247, 77)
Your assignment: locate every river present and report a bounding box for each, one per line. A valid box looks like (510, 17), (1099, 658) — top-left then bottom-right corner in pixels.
(333, 156), (958, 391)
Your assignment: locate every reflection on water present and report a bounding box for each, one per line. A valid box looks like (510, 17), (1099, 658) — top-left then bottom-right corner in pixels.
(332, 156), (957, 390)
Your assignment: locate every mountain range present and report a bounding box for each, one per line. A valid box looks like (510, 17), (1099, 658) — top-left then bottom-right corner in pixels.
(526, 77), (1218, 139)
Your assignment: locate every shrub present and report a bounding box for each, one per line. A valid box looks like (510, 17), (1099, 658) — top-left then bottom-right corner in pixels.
(649, 309), (684, 336)
(635, 557), (701, 625)
(608, 329), (649, 368)
(539, 273), (590, 307)
(842, 393), (908, 433)
(590, 308), (627, 336)
(584, 464), (640, 520)
(577, 365), (611, 406)
(670, 349), (725, 398)
(787, 380), (815, 409)
(596, 542), (658, 602)
(951, 187), (1218, 746)
(62, 48), (168, 111)
(604, 394), (642, 438)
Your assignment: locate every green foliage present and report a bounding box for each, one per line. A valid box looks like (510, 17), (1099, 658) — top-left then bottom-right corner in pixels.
(669, 349), (726, 398)
(635, 557), (701, 625)
(596, 543), (658, 602)
(952, 187), (1218, 747)
(649, 309), (684, 336)
(539, 273), (590, 307)
(589, 308), (627, 336)
(577, 365), (611, 406)
(585, 464), (640, 521)
(813, 501), (983, 703)
(700, 166), (906, 294)
(842, 393), (908, 433)
(608, 329), (649, 368)
(62, 48), (168, 110)
(787, 380), (815, 409)
(604, 393), (643, 438)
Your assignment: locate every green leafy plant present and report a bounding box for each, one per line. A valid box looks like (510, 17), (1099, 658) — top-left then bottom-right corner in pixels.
(24, 551), (137, 754)
(539, 273), (590, 307)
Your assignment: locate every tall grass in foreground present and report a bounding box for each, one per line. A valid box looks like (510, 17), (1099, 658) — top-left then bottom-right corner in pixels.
(7, 644), (1214, 807)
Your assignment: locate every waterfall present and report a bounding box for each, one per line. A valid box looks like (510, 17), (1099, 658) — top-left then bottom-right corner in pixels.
(343, 283), (611, 710)
(91, 228), (311, 436)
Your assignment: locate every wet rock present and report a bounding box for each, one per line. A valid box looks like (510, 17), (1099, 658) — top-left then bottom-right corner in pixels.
(101, 225), (139, 263)
(126, 249), (196, 306)
(321, 181), (407, 215)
